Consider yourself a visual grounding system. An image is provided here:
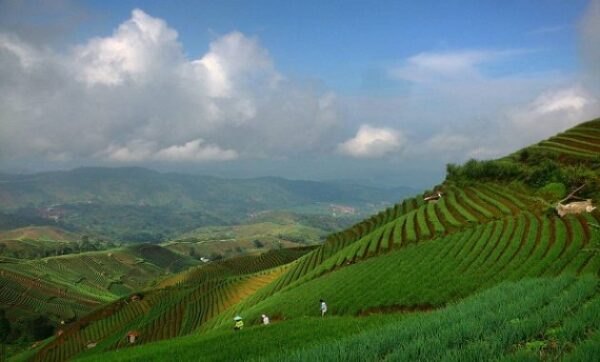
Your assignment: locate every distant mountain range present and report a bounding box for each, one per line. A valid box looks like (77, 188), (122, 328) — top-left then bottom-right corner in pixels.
(0, 167), (416, 241)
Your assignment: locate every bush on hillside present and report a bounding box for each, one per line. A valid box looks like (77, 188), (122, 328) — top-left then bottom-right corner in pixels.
(537, 182), (567, 202)
(446, 159), (523, 184)
(17, 316), (54, 342)
(447, 149), (599, 199)
(0, 310), (10, 343)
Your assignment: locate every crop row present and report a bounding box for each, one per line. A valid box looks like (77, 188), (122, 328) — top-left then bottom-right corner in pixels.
(261, 184), (530, 298)
(227, 211), (599, 322)
(535, 120), (600, 158)
(160, 247), (311, 287)
(34, 267), (286, 361)
(265, 275), (600, 361)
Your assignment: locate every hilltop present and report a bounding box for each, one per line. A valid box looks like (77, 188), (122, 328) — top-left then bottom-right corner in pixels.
(3, 118), (600, 361)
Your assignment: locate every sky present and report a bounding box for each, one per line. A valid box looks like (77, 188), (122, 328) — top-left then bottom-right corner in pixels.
(0, 0), (599, 188)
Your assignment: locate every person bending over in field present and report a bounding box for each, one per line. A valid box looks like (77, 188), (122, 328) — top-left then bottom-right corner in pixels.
(261, 314), (270, 325)
(233, 316), (244, 331)
(320, 299), (328, 317)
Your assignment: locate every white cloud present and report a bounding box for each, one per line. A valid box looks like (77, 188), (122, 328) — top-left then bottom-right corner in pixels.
(101, 138), (237, 163)
(154, 139), (238, 161)
(74, 9), (181, 86)
(194, 32), (277, 98)
(337, 124), (404, 158)
(389, 49), (520, 84)
(509, 86), (597, 134)
(530, 87), (589, 114)
(0, 33), (38, 68)
(102, 140), (156, 162)
(528, 25), (567, 36)
(374, 39), (599, 165)
(0, 9), (339, 166)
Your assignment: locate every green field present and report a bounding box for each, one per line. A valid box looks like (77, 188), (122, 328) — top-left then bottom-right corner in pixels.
(74, 276), (600, 362)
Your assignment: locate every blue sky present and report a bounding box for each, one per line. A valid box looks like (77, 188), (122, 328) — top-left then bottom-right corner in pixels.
(0, 0), (599, 187)
(78, 0), (586, 94)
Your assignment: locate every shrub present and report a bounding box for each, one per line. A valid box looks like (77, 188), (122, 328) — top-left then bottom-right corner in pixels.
(0, 310), (10, 343)
(447, 151), (598, 198)
(19, 315), (54, 342)
(537, 182), (567, 202)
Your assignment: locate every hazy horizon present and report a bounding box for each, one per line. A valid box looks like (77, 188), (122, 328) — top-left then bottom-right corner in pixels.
(1, 0), (599, 188)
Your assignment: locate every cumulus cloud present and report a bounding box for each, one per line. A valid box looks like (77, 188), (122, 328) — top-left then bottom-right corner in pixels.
(508, 86), (598, 140)
(412, 86), (599, 163)
(337, 125), (404, 158)
(74, 9), (182, 86)
(389, 49), (521, 85)
(155, 139), (238, 161)
(0, 9), (338, 166)
(527, 87), (590, 114)
(379, 31), (600, 164)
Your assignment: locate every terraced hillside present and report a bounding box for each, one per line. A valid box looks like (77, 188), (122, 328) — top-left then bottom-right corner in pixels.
(0, 227), (80, 243)
(78, 275), (600, 362)
(27, 248), (313, 362)
(533, 118), (600, 158)
(0, 226), (114, 259)
(0, 244), (199, 323)
(10, 118), (600, 361)
(163, 214), (329, 260)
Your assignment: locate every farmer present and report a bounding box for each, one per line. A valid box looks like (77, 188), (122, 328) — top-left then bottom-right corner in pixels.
(233, 316), (244, 331)
(320, 299), (328, 317)
(261, 314), (270, 325)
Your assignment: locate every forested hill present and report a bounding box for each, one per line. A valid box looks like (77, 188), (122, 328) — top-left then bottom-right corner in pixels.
(0, 167), (413, 210)
(0, 167), (415, 241)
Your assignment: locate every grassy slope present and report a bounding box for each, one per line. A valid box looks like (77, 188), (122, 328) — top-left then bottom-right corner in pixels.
(76, 314), (405, 362)
(77, 276), (599, 362)
(0, 226), (108, 260)
(164, 219), (325, 260)
(0, 244), (199, 322)
(0, 226), (80, 242)
(25, 248), (313, 362)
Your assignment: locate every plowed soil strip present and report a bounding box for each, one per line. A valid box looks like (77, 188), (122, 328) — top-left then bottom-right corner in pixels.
(452, 187), (489, 222)
(553, 136), (600, 152)
(465, 187), (501, 217)
(494, 218), (527, 264)
(478, 187), (520, 215)
(434, 203), (454, 232)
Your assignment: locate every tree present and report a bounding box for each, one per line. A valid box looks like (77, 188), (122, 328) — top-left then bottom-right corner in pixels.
(20, 316), (53, 341)
(0, 310), (10, 343)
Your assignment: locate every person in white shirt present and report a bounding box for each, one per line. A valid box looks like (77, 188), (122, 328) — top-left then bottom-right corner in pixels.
(261, 314), (270, 325)
(320, 299), (327, 317)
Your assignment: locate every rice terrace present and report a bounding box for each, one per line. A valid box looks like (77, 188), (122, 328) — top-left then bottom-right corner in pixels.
(1, 1), (600, 361)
